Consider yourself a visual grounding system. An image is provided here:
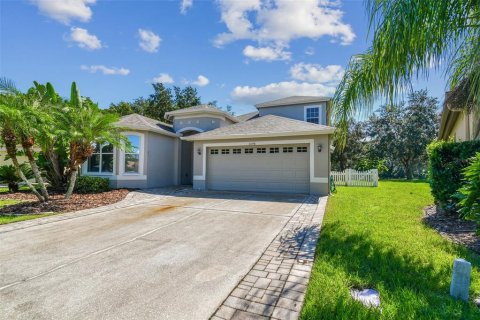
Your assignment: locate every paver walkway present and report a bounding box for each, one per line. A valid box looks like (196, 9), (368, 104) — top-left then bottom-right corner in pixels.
(211, 195), (328, 320)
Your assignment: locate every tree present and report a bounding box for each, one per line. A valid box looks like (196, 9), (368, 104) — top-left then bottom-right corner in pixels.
(174, 86), (201, 110)
(57, 82), (126, 198)
(331, 120), (369, 171)
(367, 90), (438, 179)
(333, 0), (479, 146)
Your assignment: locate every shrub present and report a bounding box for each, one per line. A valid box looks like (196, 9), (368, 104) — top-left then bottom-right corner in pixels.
(75, 176), (111, 194)
(427, 140), (480, 212)
(455, 153), (480, 230)
(0, 164), (33, 192)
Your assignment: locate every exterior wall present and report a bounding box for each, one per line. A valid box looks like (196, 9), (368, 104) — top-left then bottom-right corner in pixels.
(173, 116), (226, 133)
(446, 110), (480, 142)
(258, 102), (328, 125)
(192, 134), (331, 195)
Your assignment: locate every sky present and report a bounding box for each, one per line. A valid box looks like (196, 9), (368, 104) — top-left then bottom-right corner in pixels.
(1, 0), (447, 116)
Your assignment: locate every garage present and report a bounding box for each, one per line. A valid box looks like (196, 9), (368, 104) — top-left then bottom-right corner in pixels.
(206, 144), (310, 194)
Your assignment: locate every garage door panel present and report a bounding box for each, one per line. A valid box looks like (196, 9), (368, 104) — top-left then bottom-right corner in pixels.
(206, 144), (309, 194)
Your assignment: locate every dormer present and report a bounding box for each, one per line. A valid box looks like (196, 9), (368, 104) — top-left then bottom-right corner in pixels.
(165, 104), (239, 135)
(255, 96), (331, 125)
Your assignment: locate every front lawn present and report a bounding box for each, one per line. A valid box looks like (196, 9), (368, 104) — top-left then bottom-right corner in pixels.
(0, 199), (53, 225)
(301, 181), (480, 319)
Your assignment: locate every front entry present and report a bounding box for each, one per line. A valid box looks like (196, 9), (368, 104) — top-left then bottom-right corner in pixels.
(180, 140), (193, 185)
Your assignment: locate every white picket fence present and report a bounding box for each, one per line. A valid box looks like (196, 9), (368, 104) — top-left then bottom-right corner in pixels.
(331, 169), (379, 187)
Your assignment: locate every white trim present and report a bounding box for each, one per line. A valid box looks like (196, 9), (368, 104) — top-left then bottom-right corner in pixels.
(182, 129), (335, 141)
(176, 127), (205, 134)
(113, 175), (147, 181)
(304, 105), (321, 124)
(82, 144), (117, 176)
(119, 132), (145, 177)
(192, 139), (328, 184)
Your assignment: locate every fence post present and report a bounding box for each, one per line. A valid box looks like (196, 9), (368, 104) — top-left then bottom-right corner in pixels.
(372, 169), (378, 187)
(346, 169), (351, 186)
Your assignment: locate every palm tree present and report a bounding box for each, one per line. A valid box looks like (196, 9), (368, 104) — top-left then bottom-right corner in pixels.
(0, 78), (50, 200)
(58, 82), (125, 199)
(333, 0), (479, 146)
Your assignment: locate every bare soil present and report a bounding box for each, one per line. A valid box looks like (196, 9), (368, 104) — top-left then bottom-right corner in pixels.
(423, 205), (480, 253)
(0, 189), (130, 215)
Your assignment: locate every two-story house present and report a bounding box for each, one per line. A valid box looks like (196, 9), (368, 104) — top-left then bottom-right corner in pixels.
(82, 96), (335, 195)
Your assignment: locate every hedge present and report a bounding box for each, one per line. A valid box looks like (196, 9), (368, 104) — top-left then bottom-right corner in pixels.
(75, 176), (111, 194)
(427, 139), (480, 212)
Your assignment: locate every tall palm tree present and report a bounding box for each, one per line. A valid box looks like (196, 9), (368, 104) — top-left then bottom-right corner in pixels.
(58, 82), (125, 199)
(334, 0), (479, 146)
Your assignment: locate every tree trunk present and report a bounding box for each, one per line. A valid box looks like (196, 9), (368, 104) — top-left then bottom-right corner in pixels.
(405, 164), (413, 180)
(22, 142), (49, 201)
(65, 167), (78, 199)
(11, 156), (45, 202)
(47, 150), (64, 188)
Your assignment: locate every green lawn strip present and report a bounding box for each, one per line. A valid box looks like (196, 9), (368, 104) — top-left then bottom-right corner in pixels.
(301, 181), (480, 320)
(0, 186), (30, 194)
(0, 199), (55, 225)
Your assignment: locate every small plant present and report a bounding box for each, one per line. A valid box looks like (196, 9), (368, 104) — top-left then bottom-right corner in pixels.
(455, 153), (480, 232)
(74, 176), (111, 194)
(0, 164), (33, 192)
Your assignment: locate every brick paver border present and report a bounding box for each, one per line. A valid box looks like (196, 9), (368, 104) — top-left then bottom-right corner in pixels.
(211, 195), (328, 320)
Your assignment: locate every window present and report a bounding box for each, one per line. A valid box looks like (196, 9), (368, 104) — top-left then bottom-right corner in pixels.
(305, 106), (320, 124)
(269, 147), (279, 153)
(283, 147), (293, 153)
(87, 143), (114, 173)
(244, 148), (253, 154)
(124, 135), (140, 173)
(233, 148), (241, 154)
(210, 149), (219, 155)
(297, 146), (308, 153)
(221, 149), (230, 154)
(256, 147), (266, 154)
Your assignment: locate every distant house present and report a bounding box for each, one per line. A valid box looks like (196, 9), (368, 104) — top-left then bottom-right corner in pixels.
(81, 96), (335, 195)
(439, 85), (479, 141)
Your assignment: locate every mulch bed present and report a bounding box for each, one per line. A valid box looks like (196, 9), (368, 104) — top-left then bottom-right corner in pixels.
(0, 189), (130, 216)
(423, 205), (480, 253)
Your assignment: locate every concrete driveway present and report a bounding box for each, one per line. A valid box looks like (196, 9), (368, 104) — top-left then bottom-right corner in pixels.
(0, 189), (308, 320)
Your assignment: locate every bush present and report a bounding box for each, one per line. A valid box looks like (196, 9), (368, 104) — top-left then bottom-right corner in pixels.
(75, 176), (111, 194)
(455, 153), (480, 229)
(427, 140), (480, 212)
(0, 164), (33, 192)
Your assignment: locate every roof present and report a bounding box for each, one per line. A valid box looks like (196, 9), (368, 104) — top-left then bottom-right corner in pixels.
(255, 96), (331, 108)
(182, 115), (335, 141)
(164, 104), (239, 123)
(236, 111), (259, 122)
(116, 114), (178, 137)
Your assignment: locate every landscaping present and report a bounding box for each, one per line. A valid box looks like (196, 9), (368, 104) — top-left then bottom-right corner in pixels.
(301, 181), (480, 319)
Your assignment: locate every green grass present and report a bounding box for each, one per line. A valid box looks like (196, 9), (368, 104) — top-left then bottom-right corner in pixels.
(0, 199), (53, 225)
(301, 181), (480, 320)
(0, 185), (29, 194)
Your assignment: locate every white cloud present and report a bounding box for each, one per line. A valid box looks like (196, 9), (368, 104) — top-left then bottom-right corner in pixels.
(152, 73), (174, 84)
(231, 81), (336, 105)
(289, 63), (344, 84)
(305, 47), (315, 55)
(192, 75), (210, 86)
(81, 65), (130, 76)
(243, 45), (291, 61)
(214, 0), (355, 48)
(180, 0), (193, 14)
(138, 29), (161, 53)
(66, 27), (103, 50)
(31, 0), (96, 24)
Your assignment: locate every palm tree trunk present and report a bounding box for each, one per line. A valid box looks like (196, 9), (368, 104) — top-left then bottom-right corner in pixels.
(65, 167), (78, 199)
(22, 143), (49, 201)
(11, 156), (45, 202)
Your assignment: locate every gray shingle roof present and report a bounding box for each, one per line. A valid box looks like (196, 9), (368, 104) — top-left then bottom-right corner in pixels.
(116, 114), (177, 137)
(164, 104), (238, 122)
(183, 115), (335, 141)
(235, 111), (259, 122)
(255, 96), (331, 108)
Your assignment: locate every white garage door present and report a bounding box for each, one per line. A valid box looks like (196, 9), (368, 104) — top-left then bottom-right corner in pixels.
(206, 144), (309, 194)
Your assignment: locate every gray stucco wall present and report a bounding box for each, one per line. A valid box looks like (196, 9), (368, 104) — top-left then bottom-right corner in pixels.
(144, 131), (177, 188)
(173, 116), (229, 133)
(258, 102), (327, 125)
(192, 134), (331, 196)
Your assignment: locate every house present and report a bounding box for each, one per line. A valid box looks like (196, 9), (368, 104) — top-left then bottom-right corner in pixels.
(439, 87), (479, 141)
(81, 96), (335, 195)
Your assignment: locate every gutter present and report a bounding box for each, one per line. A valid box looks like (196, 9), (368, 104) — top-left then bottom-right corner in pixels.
(181, 129), (335, 141)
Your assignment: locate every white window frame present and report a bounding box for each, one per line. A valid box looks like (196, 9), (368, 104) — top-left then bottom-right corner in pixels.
(232, 148), (241, 154)
(210, 149), (219, 155)
(304, 105), (321, 124)
(244, 148), (253, 154)
(119, 132), (145, 177)
(283, 147), (293, 153)
(269, 147), (279, 153)
(256, 147), (266, 154)
(83, 143), (116, 176)
(221, 148), (230, 154)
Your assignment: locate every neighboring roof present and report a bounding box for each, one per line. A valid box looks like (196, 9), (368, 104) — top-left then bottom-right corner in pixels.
(164, 104), (239, 123)
(255, 96), (331, 108)
(438, 95), (461, 140)
(236, 111), (259, 122)
(116, 114), (178, 137)
(182, 115), (335, 141)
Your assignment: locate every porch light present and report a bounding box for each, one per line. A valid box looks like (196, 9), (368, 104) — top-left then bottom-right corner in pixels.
(317, 144), (323, 152)
(197, 148), (202, 155)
